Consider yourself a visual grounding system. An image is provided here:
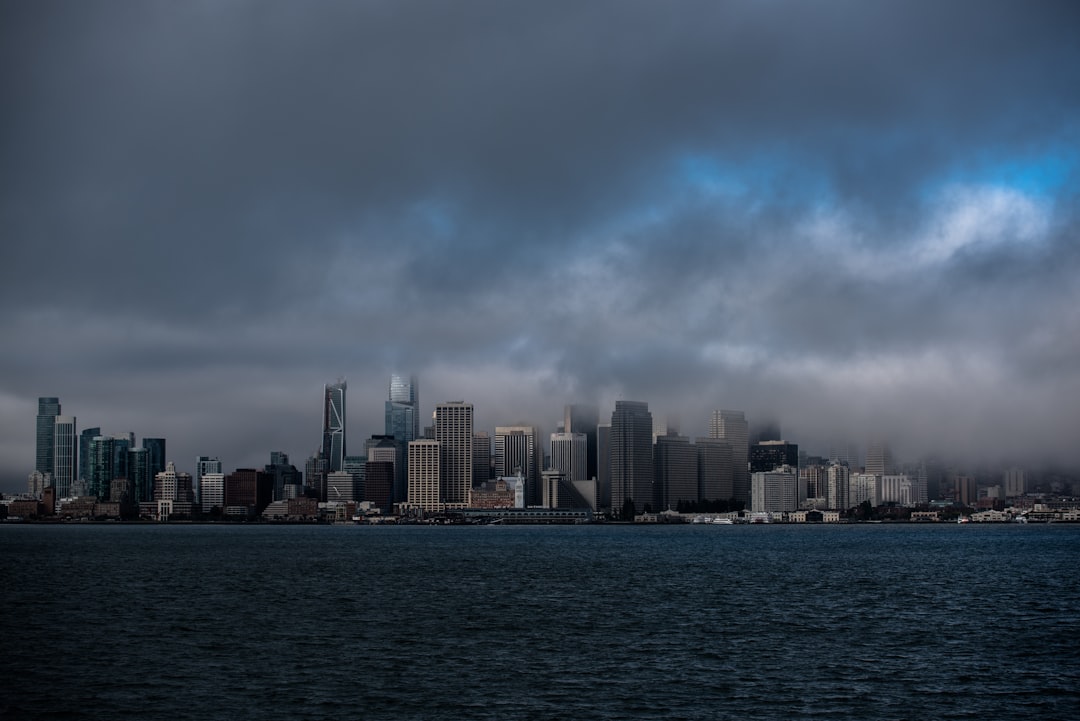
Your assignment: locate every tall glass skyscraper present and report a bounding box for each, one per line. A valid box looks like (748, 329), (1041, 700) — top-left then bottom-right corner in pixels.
(78, 427), (100, 482)
(385, 373), (420, 444)
(36, 397), (61, 476)
(322, 380), (347, 472)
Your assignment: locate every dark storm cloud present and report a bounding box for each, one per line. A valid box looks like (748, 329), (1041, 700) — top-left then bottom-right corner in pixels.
(3, 0), (1080, 487)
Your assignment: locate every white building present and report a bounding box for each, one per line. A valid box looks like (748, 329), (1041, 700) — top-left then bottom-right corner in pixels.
(201, 472), (224, 512)
(408, 439), (441, 511)
(751, 465), (797, 513)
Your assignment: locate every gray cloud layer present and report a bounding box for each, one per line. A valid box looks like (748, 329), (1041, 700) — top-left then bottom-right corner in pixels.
(3, 1), (1079, 488)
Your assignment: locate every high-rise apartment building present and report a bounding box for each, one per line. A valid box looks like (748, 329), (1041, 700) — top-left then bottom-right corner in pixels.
(709, 409), (749, 504)
(142, 438), (167, 486)
(322, 380), (347, 472)
(827, 462), (850, 511)
(88, 435), (115, 500)
(435, 402), (473, 506)
(36, 397), (61, 476)
(495, 426), (541, 506)
(610, 401), (653, 515)
(127, 446), (151, 502)
(200, 473), (224, 512)
(654, 433), (696, 511)
(52, 415), (75, 498)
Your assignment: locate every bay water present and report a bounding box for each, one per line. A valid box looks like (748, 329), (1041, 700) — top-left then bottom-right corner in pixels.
(2, 523), (1078, 720)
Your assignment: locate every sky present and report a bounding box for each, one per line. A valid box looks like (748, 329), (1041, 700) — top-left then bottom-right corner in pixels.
(2, 0), (1079, 491)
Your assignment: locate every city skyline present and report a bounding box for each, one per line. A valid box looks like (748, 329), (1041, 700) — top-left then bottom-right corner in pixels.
(3, 2), (1079, 491)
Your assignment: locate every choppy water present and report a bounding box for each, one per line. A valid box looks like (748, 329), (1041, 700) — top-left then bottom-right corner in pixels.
(2, 523), (1078, 720)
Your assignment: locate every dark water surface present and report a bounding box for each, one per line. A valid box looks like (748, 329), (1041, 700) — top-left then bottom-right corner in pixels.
(2, 523), (1078, 720)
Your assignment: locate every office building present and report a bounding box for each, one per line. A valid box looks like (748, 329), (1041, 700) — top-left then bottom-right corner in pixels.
(386, 373), (420, 444)
(495, 426), (540, 506)
(142, 438), (167, 489)
(201, 473), (224, 512)
(364, 460), (395, 511)
(597, 423), (611, 510)
(654, 433), (696, 511)
(564, 404), (599, 481)
(265, 452), (302, 501)
(408, 439), (441, 511)
(435, 402), (473, 506)
(610, 401), (653, 515)
(709, 409), (749, 505)
(473, 431), (492, 486)
(750, 440), (799, 474)
(36, 397), (61, 476)
(850, 473), (879, 507)
(865, 441), (894, 478)
(365, 435), (403, 502)
(696, 437), (734, 502)
(550, 432), (588, 485)
(322, 380), (347, 472)
(78, 427), (100, 482)
(127, 446), (151, 502)
(326, 471), (358, 503)
(196, 456), (223, 505)
(223, 468), (274, 516)
(52, 415), (76, 498)
(1004, 467), (1025, 497)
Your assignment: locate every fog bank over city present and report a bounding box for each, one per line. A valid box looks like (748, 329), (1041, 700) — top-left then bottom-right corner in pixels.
(2, 1), (1079, 490)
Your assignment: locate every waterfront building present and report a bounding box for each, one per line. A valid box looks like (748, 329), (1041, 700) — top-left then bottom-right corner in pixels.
(88, 436), (115, 500)
(495, 425), (541, 506)
(36, 397), (61, 477)
(654, 433), (697, 510)
(709, 409), (749, 505)
(880, 474), (917, 507)
(142, 438), (167, 494)
(696, 437), (733, 502)
(407, 439), (441, 511)
(610, 401), (653, 515)
(751, 465), (798, 513)
(52, 415), (76, 498)
(322, 380), (347, 472)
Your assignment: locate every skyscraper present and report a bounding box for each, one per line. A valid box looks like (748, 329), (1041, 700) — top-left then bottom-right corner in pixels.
(142, 438), (167, 486)
(78, 426), (100, 483)
(610, 401), (653, 516)
(322, 380), (347, 472)
(597, 423), (611, 510)
(127, 446), (151, 502)
(52, 415), (75, 498)
(435, 402), (473, 506)
(564, 404), (599, 480)
(387, 373), (420, 439)
(709, 410), (749, 505)
(495, 426), (540, 506)
(196, 456), (223, 505)
(696, 437), (733, 503)
(865, 441), (894, 478)
(473, 431), (491, 486)
(654, 433), (696, 511)
(750, 440), (799, 474)
(88, 435), (115, 500)
(550, 432), (588, 485)
(408, 439), (441, 511)
(36, 397), (61, 476)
